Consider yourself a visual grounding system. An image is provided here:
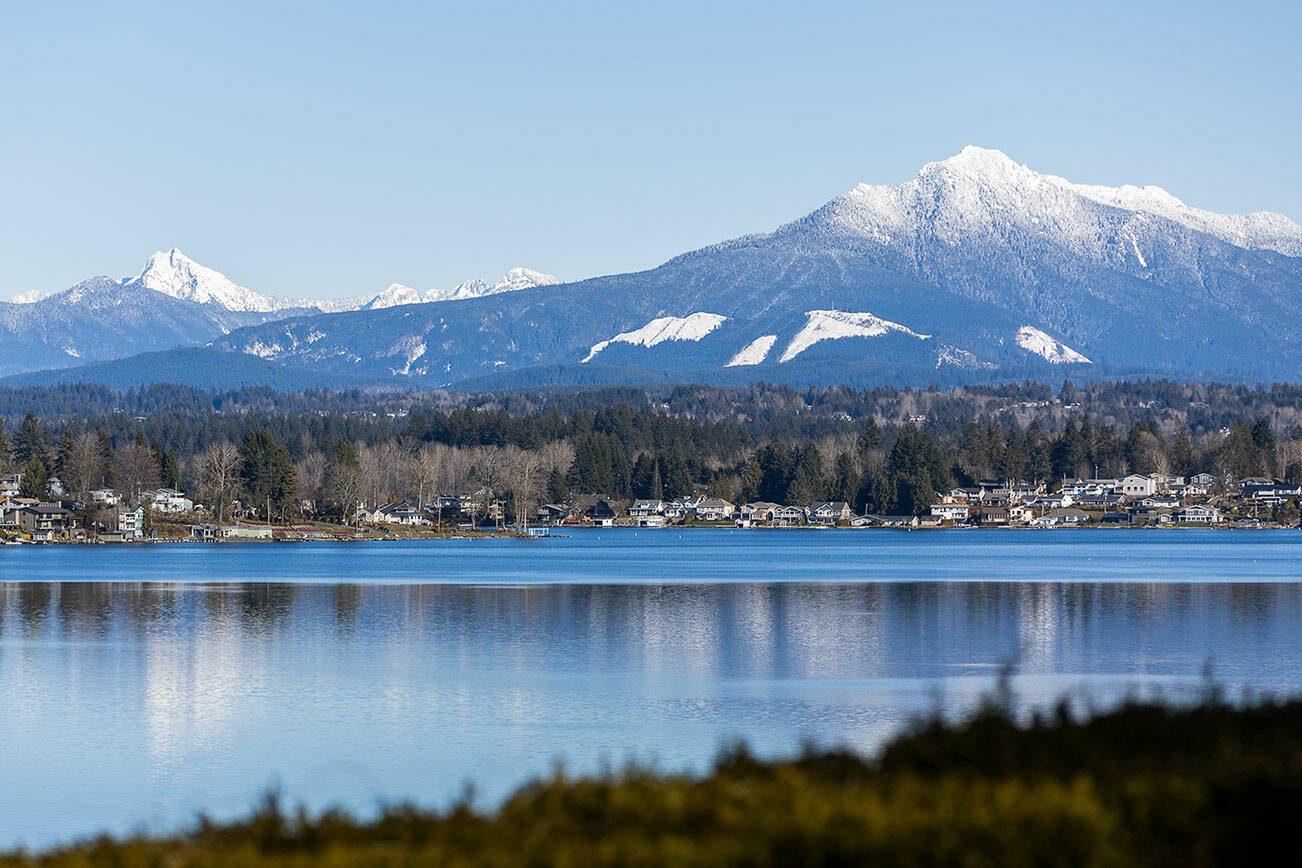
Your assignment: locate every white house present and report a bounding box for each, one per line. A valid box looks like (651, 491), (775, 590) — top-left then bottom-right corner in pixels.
(0, 474), (20, 497)
(90, 489), (121, 507)
(1119, 474), (1159, 498)
(628, 499), (666, 518)
(1175, 505), (1224, 524)
(147, 488), (194, 514)
(929, 502), (970, 522)
(809, 501), (853, 525)
(113, 506), (145, 539)
(693, 498), (735, 521)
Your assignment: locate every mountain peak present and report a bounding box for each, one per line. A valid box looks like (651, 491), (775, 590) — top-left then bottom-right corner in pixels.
(128, 248), (284, 312)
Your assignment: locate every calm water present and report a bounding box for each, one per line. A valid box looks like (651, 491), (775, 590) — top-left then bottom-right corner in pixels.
(1, 530), (1300, 848)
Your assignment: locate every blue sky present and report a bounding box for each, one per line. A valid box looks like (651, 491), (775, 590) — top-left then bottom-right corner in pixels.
(2, 0), (1299, 299)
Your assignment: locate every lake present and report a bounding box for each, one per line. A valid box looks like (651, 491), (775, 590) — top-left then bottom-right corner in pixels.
(2, 529), (1300, 848)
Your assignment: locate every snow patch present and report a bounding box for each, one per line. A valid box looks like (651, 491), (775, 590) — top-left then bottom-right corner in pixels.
(243, 340), (283, 359)
(779, 310), (930, 363)
(726, 334), (778, 367)
(936, 345), (994, 370)
(10, 290), (50, 304)
(1015, 326), (1092, 364)
(583, 313), (728, 363)
(1129, 235), (1148, 268)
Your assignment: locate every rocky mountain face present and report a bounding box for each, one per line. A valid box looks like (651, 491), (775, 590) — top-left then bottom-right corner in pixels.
(5, 147), (1300, 388)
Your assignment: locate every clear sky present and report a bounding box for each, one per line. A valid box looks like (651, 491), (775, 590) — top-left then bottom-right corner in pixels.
(2, 0), (1299, 300)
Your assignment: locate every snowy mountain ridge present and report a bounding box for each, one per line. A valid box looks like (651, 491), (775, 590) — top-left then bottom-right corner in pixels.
(6, 145), (1302, 387)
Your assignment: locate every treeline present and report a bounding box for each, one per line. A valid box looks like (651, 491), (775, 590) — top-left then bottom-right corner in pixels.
(2, 380), (1299, 520)
(6, 694), (1297, 866)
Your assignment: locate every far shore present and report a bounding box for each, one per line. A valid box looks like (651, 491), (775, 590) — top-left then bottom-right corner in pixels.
(2, 519), (1297, 547)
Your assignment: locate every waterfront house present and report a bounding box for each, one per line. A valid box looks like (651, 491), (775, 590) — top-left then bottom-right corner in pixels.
(929, 502), (970, 523)
(869, 514), (921, 529)
(693, 498), (736, 522)
(736, 502), (780, 526)
(221, 524), (274, 539)
(191, 524), (218, 541)
(975, 506), (1010, 526)
(113, 506), (145, 539)
(584, 498), (620, 526)
(628, 499), (666, 518)
(18, 503), (74, 541)
(772, 505), (807, 526)
(536, 503), (572, 525)
(808, 501), (852, 525)
(1175, 505), (1224, 524)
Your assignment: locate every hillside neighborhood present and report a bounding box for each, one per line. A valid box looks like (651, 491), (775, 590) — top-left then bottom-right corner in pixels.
(2, 467), (1297, 543)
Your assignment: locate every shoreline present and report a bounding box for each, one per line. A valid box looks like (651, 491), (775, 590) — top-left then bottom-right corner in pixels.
(2, 521), (1296, 547)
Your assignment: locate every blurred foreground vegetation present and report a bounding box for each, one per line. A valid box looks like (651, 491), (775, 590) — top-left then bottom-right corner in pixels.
(6, 695), (1299, 866)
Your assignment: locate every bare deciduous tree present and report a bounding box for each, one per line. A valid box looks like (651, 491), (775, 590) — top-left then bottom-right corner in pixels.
(199, 442), (241, 525)
(114, 442), (160, 504)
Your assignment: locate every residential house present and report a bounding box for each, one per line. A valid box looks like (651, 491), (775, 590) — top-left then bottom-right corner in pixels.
(868, 514), (921, 528)
(536, 503), (572, 525)
(90, 489), (121, 507)
(584, 499), (619, 526)
(146, 488), (194, 514)
(1138, 496), (1182, 512)
(808, 501), (852, 526)
(1175, 505), (1224, 524)
(1119, 474), (1160, 498)
(974, 506), (1011, 526)
(929, 502), (970, 523)
(628, 499), (666, 518)
(737, 502), (781, 526)
(0, 474), (20, 497)
(771, 505), (807, 527)
(18, 503), (74, 541)
(1239, 478), (1302, 507)
(113, 506), (145, 539)
(693, 498), (735, 522)
(221, 524), (274, 539)
(1190, 472), (1217, 488)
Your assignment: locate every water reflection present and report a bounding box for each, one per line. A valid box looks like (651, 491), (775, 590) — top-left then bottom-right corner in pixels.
(0, 580), (1299, 849)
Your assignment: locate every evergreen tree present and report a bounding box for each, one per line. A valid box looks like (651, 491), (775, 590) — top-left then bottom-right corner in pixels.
(0, 419), (10, 473)
(755, 442), (791, 503)
(13, 412), (50, 470)
(661, 454), (693, 501)
(831, 452), (860, 505)
(19, 455), (49, 499)
(55, 427), (77, 484)
(239, 429), (298, 520)
(546, 466), (569, 503)
(857, 418), (883, 453)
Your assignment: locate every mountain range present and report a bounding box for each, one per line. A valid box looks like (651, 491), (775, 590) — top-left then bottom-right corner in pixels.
(4, 146), (1300, 390)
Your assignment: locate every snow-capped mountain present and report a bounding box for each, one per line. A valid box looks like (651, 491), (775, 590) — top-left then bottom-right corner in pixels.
(361, 268), (560, 310)
(129, 248), (290, 312)
(1, 251), (560, 375)
(8, 146), (1302, 389)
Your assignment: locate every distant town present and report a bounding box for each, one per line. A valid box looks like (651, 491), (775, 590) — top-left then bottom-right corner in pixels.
(2, 380), (1301, 544)
(1, 468), (1296, 544)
